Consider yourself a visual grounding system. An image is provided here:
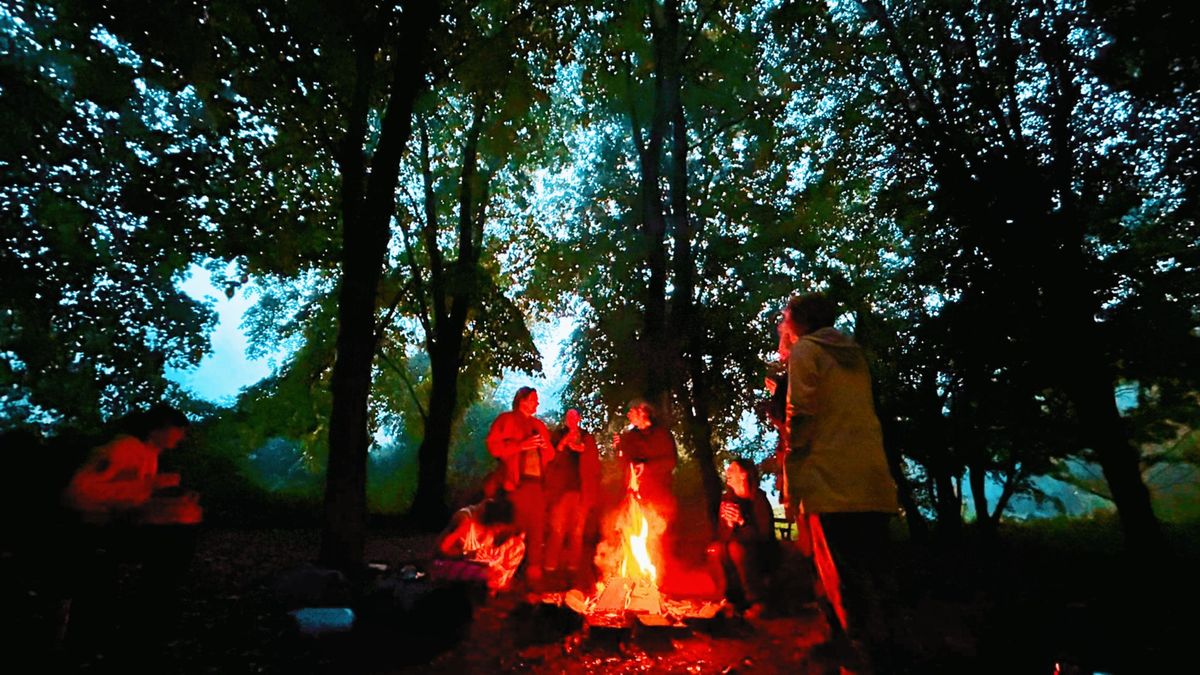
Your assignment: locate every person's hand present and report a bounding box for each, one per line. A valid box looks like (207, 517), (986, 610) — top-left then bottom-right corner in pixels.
(720, 501), (743, 527)
(612, 433), (621, 449)
(764, 377), (777, 395)
(155, 472), (182, 489)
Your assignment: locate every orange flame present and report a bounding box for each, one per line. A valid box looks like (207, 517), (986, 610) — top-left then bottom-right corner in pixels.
(620, 497), (658, 583)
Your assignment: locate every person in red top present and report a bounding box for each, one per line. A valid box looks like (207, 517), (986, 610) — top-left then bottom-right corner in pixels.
(485, 386), (553, 583)
(65, 404), (200, 524)
(544, 408), (602, 576)
(61, 404), (201, 650)
(613, 399), (678, 522)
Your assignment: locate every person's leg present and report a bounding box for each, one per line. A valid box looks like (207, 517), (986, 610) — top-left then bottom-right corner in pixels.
(819, 512), (889, 643)
(564, 493), (586, 570)
(129, 524), (198, 648)
(544, 493), (569, 572)
(647, 491), (677, 564)
(490, 535), (526, 591)
(728, 540), (766, 607)
(62, 524), (120, 654)
(513, 482), (546, 578)
(706, 542), (729, 600)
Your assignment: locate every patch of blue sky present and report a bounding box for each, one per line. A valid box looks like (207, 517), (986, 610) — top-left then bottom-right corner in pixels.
(234, 107), (278, 144)
(725, 408), (787, 507)
(921, 289), (947, 315)
(786, 154), (815, 193)
(491, 314), (578, 419)
(165, 263), (279, 404)
(242, 268), (333, 363)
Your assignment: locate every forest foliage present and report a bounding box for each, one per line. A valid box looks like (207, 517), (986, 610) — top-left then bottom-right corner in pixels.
(2, 0), (1197, 549)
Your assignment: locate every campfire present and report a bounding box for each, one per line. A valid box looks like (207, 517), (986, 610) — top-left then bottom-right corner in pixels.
(552, 466), (720, 628)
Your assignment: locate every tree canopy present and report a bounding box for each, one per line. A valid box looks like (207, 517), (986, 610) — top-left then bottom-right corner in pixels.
(3, 0), (1197, 563)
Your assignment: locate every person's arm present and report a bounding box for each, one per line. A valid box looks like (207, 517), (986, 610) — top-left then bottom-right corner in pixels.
(534, 420), (555, 467)
(786, 340), (821, 455)
(643, 428), (677, 473)
(68, 439), (156, 509)
(437, 512), (471, 557)
(554, 428), (575, 454)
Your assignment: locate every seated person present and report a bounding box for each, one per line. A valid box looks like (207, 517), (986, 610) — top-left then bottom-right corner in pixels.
(707, 458), (776, 617)
(434, 490), (525, 593)
(60, 404), (202, 645)
(65, 404), (201, 525)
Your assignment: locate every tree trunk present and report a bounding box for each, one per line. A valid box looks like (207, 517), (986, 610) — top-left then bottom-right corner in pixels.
(320, 2), (436, 570)
(406, 99), (486, 530)
(657, 0), (722, 522)
(1054, 289), (1164, 554)
(632, 0), (675, 406)
(1070, 372), (1162, 553)
(967, 460), (997, 537)
(408, 344), (459, 528)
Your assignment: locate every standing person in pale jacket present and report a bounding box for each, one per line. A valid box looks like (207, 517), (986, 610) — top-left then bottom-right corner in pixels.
(779, 292), (899, 658)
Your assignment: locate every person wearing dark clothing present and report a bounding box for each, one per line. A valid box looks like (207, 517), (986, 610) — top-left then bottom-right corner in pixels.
(708, 459), (776, 616)
(613, 399), (677, 522)
(544, 409), (602, 574)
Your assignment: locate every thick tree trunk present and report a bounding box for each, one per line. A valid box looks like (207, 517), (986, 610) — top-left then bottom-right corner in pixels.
(408, 345), (459, 528)
(1071, 373), (1162, 552)
(320, 2), (436, 570)
(680, 355), (723, 525)
(633, 0), (675, 405)
(323, 239), (379, 568)
(1057, 317), (1164, 554)
(1045, 209), (1163, 555)
(915, 377), (959, 538)
(930, 467), (960, 538)
(657, 0), (722, 522)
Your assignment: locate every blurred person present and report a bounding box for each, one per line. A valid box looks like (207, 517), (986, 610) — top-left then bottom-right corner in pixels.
(61, 404), (202, 652)
(65, 404), (199, 524)
(434, 490), (524, 593)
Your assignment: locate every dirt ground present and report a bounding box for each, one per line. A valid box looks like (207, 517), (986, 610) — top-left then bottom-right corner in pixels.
(8, 521), (1196, 674)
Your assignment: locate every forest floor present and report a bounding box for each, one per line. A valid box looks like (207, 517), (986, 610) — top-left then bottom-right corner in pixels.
(8, 518), (1199, 674)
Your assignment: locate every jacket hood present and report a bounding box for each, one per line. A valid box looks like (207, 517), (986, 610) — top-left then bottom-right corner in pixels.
(802, 327), (865, 368)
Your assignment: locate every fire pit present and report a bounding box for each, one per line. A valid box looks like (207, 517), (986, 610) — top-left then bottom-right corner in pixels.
(541, 466), (724, 629)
